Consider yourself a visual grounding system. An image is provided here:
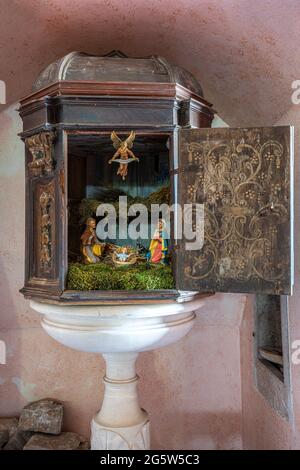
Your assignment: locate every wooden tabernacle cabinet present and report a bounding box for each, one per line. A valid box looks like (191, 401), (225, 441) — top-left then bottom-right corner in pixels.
(18, 51), (294, 304)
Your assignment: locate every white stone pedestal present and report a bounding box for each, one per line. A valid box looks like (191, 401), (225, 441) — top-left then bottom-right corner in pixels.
(91, 353), (150, 450)
(30, 295), (207, 450)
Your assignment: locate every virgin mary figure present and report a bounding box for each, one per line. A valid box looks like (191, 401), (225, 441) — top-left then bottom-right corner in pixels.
(147, 219), (168, 264)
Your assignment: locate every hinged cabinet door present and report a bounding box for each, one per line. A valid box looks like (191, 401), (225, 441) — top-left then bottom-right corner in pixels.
(175, 127), (294, 295)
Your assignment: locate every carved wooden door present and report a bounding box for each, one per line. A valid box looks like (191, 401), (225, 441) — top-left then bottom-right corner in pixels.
(175, 127), (294, 295)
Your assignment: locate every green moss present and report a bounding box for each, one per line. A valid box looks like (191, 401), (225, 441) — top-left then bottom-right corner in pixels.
(78, 186), (170, 222)
(67, 262), (175, 291)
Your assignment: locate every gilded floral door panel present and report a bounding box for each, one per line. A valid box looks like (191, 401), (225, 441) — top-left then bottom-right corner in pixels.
(176, 127), (294, 295)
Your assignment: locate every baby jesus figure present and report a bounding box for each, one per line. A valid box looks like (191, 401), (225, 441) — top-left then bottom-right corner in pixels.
(115, 247), (130, 262)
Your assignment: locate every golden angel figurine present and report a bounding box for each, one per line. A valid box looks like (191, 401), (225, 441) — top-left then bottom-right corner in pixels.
(109, 131), (139, 180)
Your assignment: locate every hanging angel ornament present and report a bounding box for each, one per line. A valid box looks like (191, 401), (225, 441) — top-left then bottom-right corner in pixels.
(108, 131), (139, 180)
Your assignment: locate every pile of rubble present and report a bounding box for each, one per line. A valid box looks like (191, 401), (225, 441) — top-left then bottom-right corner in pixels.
(0, 399), (89, 450)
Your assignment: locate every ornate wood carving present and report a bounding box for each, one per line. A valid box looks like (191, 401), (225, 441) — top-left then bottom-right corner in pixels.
(26, 131), (56, 177)
(91, 420), (150, 450)
(38, 181), (55, 274)
(177, 127), (293, 295)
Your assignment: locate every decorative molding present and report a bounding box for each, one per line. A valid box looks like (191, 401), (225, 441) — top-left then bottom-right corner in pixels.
(91, 419), (150, 450)
(39, 182), (55, 273)
(19, 81), (214, 109)
(26, 131), (56, 177)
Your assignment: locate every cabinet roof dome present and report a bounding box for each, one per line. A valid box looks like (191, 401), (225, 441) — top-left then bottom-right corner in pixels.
(33, 50), (204, 97)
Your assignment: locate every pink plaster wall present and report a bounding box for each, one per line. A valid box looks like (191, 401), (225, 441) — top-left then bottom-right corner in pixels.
(1, 0), (300, 449)
(0, 104), (244, 449)
(1, 0), (300, 127)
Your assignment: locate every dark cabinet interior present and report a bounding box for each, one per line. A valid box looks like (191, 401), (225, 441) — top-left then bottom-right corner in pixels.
(67, 133), (174, 292)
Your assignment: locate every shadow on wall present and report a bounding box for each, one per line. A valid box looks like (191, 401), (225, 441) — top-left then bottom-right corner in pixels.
(0, 103), (34, 415)
(0, 259), (25, 414)
(138, 322), (243, 450)
(136, 295), (245, 449)
(151, 409), (242, 450)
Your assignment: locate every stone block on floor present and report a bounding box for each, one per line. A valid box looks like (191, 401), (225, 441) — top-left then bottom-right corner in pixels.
(18, 399), (63, 435)
(0, 430), (9, 449)
(0, 417), (19, 437)
(3, 429), (33, 450)
(23, 432), (88, 450)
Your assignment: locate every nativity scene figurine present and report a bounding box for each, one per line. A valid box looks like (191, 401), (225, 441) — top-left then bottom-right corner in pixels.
(147, 219), (169, 264)
(80, 217), (105, 264)
(108, 131), (139, 180)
